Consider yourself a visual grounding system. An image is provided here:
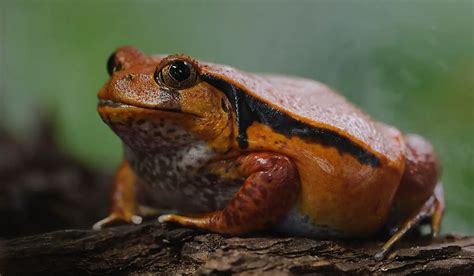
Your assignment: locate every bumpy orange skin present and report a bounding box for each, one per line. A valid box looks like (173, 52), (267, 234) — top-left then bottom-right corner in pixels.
(95, 46), (443, 258)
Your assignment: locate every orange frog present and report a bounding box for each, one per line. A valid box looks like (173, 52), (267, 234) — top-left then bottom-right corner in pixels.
(94, 46), (444, 259)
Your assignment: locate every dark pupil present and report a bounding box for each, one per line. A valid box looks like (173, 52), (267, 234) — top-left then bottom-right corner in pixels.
(106, 53), (121, 75)
(169, 61), (191, 82)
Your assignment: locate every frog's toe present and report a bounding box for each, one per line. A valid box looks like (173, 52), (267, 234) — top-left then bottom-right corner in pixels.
(158, 214), (175, 223)
(131, 215), (143, 224)
(92, 214), (143, 230)
(158, 214), (196, 226)
(158, 214), (212, 230)
(92, 216), (116, 230)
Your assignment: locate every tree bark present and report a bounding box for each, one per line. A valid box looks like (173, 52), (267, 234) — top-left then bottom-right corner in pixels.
(1, 221), (473, 275)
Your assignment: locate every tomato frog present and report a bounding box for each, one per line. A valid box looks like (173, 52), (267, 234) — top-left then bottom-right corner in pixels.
(94, 46), (444, 259)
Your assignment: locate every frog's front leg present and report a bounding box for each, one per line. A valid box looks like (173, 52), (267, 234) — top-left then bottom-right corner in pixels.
(159, 152), (300, 234)
(93, 160), (143, 230)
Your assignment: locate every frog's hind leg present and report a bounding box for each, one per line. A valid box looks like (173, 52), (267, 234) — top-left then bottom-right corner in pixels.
(158, 152), (300, 234)
(430, 184), (445, 236)
(375, 183), (444, 260)
(375, 134), (444, 260)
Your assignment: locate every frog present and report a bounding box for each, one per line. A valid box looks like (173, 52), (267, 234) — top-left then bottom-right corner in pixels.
(94, 46), (444, 259)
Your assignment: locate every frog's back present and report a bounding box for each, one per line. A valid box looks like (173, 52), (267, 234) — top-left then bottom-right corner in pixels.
(201, 63), (401, 162)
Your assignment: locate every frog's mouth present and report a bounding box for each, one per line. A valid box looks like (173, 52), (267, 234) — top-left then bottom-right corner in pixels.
(97, 99), (200, 117)
(98, 99), (126, 108)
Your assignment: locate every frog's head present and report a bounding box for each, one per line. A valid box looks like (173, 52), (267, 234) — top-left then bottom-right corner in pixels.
(97, 46), (235, 154)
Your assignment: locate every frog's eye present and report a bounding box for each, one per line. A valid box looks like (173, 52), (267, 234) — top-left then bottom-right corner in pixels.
(106, 52), (122, 76)
(155, 60), (198, 89)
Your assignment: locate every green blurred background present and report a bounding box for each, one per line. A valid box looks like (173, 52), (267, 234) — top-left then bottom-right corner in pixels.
(1, 0), (472, 234)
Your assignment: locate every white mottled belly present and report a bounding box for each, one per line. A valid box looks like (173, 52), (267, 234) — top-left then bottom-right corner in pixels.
(119, 119), (241, 213)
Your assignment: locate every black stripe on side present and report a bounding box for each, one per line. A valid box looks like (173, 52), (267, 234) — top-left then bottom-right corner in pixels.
(202, 74), (381, 167)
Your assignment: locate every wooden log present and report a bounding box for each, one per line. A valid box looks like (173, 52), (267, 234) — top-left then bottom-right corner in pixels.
(1, 221), (473, 275)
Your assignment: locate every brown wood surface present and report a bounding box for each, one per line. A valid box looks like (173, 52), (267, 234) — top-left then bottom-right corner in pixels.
(1, 221), (473, 275)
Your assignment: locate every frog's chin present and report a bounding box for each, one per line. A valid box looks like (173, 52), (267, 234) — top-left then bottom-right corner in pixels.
(97, 99), (200, 117)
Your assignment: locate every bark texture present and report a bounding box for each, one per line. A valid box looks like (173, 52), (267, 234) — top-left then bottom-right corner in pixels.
(1, 221), (473, 275)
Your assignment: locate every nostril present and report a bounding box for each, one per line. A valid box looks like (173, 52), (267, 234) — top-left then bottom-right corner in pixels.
(126, 74), (135, 81)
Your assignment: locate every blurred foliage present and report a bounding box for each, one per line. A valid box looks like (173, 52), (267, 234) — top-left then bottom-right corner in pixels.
(0, 0), (472, 234)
